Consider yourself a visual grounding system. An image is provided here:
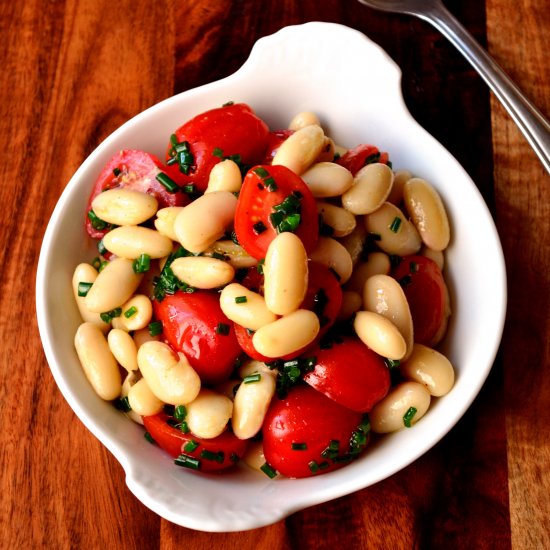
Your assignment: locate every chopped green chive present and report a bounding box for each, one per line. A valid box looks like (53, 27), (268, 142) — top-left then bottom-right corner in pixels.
(230, 452), (240, 463)
(183, 440), (199, 453)
(291, 442), (307, 451)
(243, 373), (261, 384)
(156, 172), (180, 193)
(216, 323), (230, 335)
(144, 431), (155, 444)
(222, 100), (234, 107)
(167, 136), (194, 174)
(260, 462), (277, 479)
(100, 307), (122, 323)
(389, 216), (402, 233)
(124, 306), (138, 318)
(200, 449), (224, 463)
(114, 396), (131, 412)
(253, 167), (269, 178)
(245, 328), (255, 336)
(235, 296), (247, 304)
(256, 259), (265, 274)
(410, 261), (418, 273)
(212, 147), (224, 158)
(174, 405), (187, 421)
(77, 282), (93, 297)
(368, 232), (382, 241)
(148, 320), (163, 336)
(174, 454), (201, 470)
(97, 239), (107, 256)
(398, 275), (412, 287)
(308, 461), (319, 473)
(264, 176), (278, 192)
(113, 167), (122, 177)
(403, 407), (417, 428)
(364, 152), (381, 165)
(321, 440), (340, 459)
(133, 253), (151, 274)
(179, 421), (190, 434)
(211, 252), (226, 261)
(87, 209), (109, 231)
(384, 358), (401, 369)
(182, 184), (196, 195)
(91, 257), (102, 270)
(270, 191), (303, 234)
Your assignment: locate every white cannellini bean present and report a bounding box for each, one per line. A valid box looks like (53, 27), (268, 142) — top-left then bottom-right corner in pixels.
(337, 291), (363, 322)
(370, 381), (431, 433)
(264, 232), (308, 316)
(344, 252), (391, 294)
(127, 378), (164, 416)
(342, 163), (394, 215)
(91, 188), (158, 226)
(309, 237), (353, 284)
(242, 441), (268, 472)
(232, 371), (276, 440)
(354, 311), (407, 360)
(205, 240), (257, 269)
(186, 389), (233, 439)
(399, 343), (455, 397)
(103, 226), (173, 260)
(107, 328), (138, 371)
(133, 327), (161, 349)
(111, 294), (153, 331)
(404, 178), (450, 251)
(387, 169), (412, 205)
(74, 322), (122, 400)
(364, 202), (422, 256)
(205, 159), (242, 193)
(316, 137), (336, 163)
(219, 283), (277, 331)
(301, 162), (354, 197)
(121, 370), (144, 425)
(317, 201), (357, 237)
(272, 124), (326, 175)
(171, 256), (235, 289)
(420, 245), (445, 270)
(252, 309), (320, 358)
(288, 111), (321, 131)
(84, 258), (143, 313)
(137, 341), (201, 405)
(339, 222), (368, 266)
(363, 274), (414, 359)
(174, 191), (237, 253)
(72, 263), (110, 331)
(154, 206), (186, 241)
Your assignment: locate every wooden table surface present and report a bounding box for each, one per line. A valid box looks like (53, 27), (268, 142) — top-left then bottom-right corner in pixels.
(1, 0), (548, 548)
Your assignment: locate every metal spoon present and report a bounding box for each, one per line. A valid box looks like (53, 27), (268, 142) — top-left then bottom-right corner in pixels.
(357, 0), (550, 174)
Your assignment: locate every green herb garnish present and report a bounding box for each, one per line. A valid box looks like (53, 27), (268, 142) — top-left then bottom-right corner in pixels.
(403, 407), (417, 428)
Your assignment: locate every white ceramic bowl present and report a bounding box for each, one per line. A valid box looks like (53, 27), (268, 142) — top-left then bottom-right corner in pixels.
(36, 22), (506, 532)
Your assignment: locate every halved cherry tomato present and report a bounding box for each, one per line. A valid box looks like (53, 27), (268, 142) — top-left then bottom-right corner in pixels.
(262, 385), (369, 478)
(233, 263), (342, 362)
(153, 290), (242, 385)
(304, 336), (390, 412)
(262, 129), (294, 164)
(337, 144), (390, 176)
(167, 103), (269, 192)
(392, 255), (449, 346)
(85, 150), (188, 239)
(234, 164), (319, 260)
(143, 412), (248, 472)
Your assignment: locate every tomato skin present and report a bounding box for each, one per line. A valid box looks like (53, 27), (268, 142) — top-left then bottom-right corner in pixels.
(303, 337), (390, 412)
(143, 413), (248, 472)
(168, 103), (269, 192)
(262, 129), (294, 163)
(153, 290), (242, 385)
(85, 150), (188, 239)
(234, 164), (319, 260)
(392, 255), (449, 346)
(336, 144), (389, 176)
(262, 385), (366, 478)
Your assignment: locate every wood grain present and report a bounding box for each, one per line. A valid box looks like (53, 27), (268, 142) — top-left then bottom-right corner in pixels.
(0, 0), (547, 547)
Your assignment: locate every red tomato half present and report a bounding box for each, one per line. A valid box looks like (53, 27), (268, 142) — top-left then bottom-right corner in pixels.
(304, 337), (390, 412)
(168, 103), (269, 192)
(85, 150), (188, 239)
(153, 290), (241, 385)
(392, 255), (450, 346)
(262, 385), (369, 478)
(234, 164), (319, 260)
(143, 413), (248, 472)
(337, 144), (390, 176)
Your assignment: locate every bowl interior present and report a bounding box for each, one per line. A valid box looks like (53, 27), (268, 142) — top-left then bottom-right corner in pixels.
(36, 22), (506, 532)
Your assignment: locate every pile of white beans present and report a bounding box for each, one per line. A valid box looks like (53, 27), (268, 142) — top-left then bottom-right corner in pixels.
(73, 108), (456, 474)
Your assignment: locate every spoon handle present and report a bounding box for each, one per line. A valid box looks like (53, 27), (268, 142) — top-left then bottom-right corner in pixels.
(419, 2), (550, 174)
